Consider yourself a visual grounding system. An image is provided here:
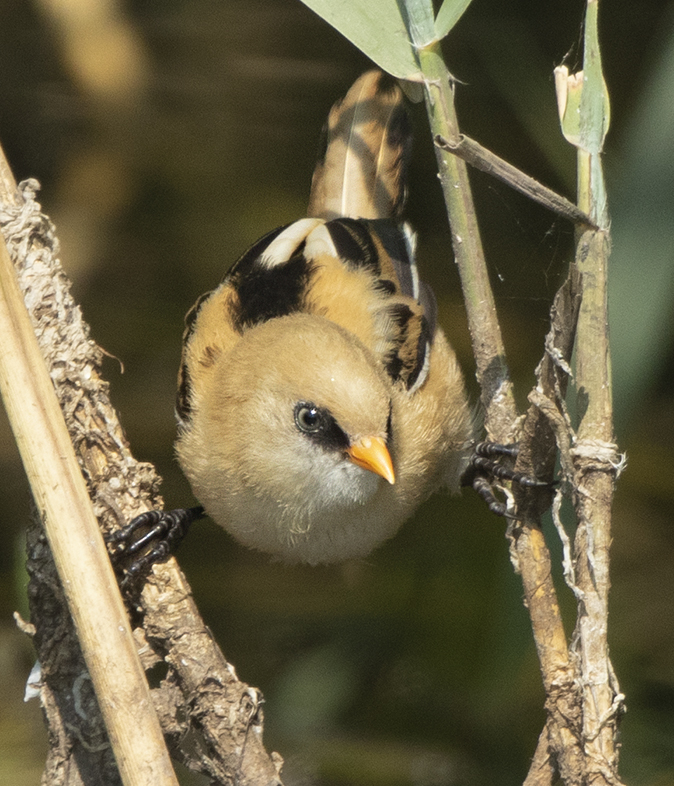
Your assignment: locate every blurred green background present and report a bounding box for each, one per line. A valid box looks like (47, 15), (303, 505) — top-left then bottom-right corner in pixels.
(1, 0), (673, 784)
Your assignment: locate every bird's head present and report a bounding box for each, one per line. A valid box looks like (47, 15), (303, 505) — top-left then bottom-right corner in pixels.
(190, 313), (396, 516)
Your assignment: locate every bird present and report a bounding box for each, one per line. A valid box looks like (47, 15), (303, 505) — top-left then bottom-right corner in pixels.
(172, 69), (474, 565)
(110, 70), (479, 579)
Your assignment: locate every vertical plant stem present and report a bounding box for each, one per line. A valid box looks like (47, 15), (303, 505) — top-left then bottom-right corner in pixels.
(568, 2), (624, 782)
(514, 269), (585, 786)
(417, 41), (517, 441)
(413, 26), (588, 781)
(572, 227), (622, 785)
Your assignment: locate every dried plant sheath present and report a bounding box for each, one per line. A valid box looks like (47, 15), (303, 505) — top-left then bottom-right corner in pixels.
(512, 267), (586, 786)
(571, 228), (624, 784)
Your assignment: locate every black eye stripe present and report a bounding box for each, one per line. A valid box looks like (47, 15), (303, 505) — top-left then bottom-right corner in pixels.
(293, 402), (349, 452)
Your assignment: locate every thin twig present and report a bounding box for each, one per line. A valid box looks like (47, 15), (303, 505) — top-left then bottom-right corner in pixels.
(434, 133), (597, 228)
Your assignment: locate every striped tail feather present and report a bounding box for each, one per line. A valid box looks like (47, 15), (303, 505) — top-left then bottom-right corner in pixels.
(307, 70), (412, 221)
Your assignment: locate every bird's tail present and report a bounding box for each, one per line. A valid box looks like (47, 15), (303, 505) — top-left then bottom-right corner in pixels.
(307, 70), (412, 221)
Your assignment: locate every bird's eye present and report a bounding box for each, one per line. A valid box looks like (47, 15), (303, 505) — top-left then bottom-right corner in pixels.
(294, 403), (323, 433)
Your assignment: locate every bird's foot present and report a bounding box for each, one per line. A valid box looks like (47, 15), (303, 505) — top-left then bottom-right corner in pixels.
(461, 442), (553, 518)
(106, 506), (206, 591)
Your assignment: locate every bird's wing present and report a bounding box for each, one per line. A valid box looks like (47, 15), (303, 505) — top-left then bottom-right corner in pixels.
(303, 216), (435, 393)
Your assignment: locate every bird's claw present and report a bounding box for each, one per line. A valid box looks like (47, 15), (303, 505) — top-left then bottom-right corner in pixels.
(461, 442), (554, 518)
(106, 506), (206, 591)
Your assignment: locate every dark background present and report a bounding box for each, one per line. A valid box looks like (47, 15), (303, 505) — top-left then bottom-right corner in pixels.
(1, 1), (674, 784)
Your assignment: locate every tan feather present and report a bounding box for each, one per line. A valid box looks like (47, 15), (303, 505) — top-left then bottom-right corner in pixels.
(307, 70), (411, 221)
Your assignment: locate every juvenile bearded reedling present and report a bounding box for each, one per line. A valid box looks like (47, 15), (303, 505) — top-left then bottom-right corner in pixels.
(110, 70), (479, 579)
(173, 70), (474, 564)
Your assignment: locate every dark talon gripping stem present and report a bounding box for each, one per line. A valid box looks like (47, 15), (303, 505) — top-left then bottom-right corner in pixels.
(461, 442), (553, 518)
(107, 506), (206, 590)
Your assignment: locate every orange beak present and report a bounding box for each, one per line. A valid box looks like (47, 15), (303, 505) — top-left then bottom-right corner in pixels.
(347, 436), (395, 485)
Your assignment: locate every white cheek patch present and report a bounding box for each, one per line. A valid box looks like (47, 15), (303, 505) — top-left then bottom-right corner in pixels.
(304, 223), (338, 260)
(260, 218), (325, 268)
